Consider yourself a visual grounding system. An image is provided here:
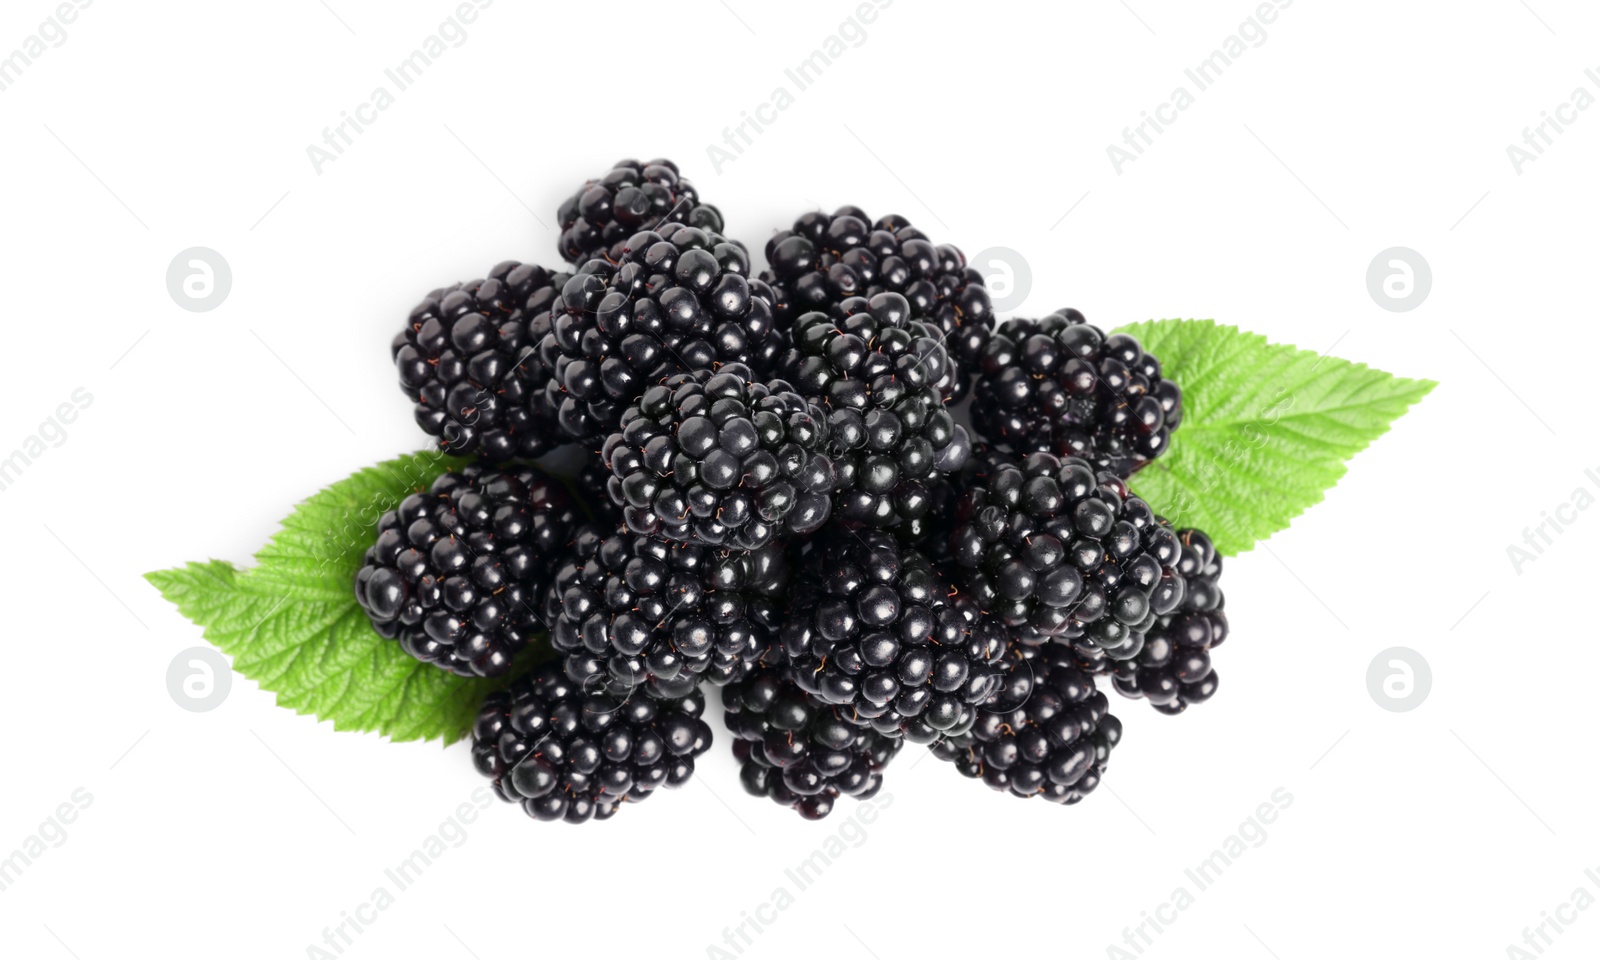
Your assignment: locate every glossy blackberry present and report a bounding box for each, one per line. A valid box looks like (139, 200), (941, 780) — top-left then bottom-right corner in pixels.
(555, 158), (724, 265)
(392, 261), (569, 460)
(781, 529), (1006, 742)
(1113, 528), (1228, 714)
(950, 451), (1182, 657)
(602, 363), (835, 550)
(971, 310), (1182, 477)
(725, 666), (902, 820)
(354, 464), (580, 678)
(929, 644), (1121, 804)
(703, 611), (787, 687)
(761, 208), (994, 401)
(891, 477), (957, 562)
(782, 292), (972, 528)
(546, 525), (789, 695)
(548, 222), (782, 442)
(472, 661), (712, 824)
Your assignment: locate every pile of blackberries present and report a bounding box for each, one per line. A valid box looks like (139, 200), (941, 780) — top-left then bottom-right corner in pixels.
(358, 157), (1229, 824)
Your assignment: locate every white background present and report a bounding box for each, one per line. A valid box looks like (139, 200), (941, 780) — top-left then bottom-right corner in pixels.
(1, 1), (1595, 957)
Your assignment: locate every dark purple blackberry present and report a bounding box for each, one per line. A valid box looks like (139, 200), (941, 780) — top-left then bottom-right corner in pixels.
(354, 464), (579, 678)
(895, 478), (957, 562)
(1113, 528), (1228, 714)
(971, 310), (1182, 477)
(601, 363), (835, 550)
(547, 221), (782, 443)
(555, 158), (724, 265)
(725, 666), (901, 820)
(471, 661), (712, 824)
(761, 208), (994, 401)
(950, 451), (1183, 657)
(546, 525), (789, 696)
(929, 644), (1121, 804)
(703, 611), (787, 688)
(782, 292), (972, 529)
(392, 261), (569, 460)
(780, 529), (1007, 742)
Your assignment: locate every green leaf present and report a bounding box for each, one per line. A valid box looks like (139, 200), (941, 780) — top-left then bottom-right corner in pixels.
(1112, 319), (1435, 556)
(145, 452), (516, 744)
(251, 449), (472, 599)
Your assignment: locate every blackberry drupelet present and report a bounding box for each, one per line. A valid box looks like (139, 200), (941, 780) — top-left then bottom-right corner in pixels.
(913, 444), (1011, 564)
(781, 529), (1006, 742)
(782, 292), (972, 528)
(895, 478), (958, 563)
(703, 611), (786, 688)
(950, 450), (1183, 657)
(392, 261), (569, 460)
(702, 539), (789, 688)
(354, 463), (580, 678)
(1113, 527), (1228, 714)
(601, 363), (835, 550)
(970, 309), (1182, 477)
(725, 666), (902, 820)
(547, 221), (782, 442)
(546, 525), (789, 696)
(472, 661), (712, 824)
(555, 158), (724, 266)
(761, 208), (994, 400)
(929, 644), (1121, 804)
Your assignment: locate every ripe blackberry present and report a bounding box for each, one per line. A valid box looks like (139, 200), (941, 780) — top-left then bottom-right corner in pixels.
(555, 158), (724, 265)
(546, 525), (789, 696)
(1112, 528), (1228, 714)
(354, 463), (579, 678)
(782, 292), (972, 528)
(904, 443), (997, 562)
(725, 666), (901, 820)
(929, 644), (1121, 804)
(702, 611), (787, 688)
(471, 661), (712, 824)
(601, 363), (835, 550)
(548, 222), (782, 442)
(971, 310), (1182, 477)
(761, 208), (994, 400)
(392, 261), (569, 460)
(950, 451), (1183, 657)
(892, 477), (957, 562)
(781, 529), (1006, 742)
